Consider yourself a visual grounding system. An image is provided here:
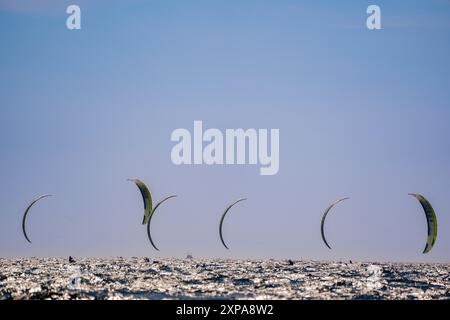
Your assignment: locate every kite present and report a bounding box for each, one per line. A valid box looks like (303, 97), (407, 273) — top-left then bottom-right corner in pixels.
(22, 194), (52, 243)
(320, 197), (350, 250)
(219, 198), (247, 249)
(409, 193), (438, 254)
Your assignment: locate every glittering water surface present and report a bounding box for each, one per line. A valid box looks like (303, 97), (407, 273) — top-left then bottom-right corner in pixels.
(0, 258), (448, 300)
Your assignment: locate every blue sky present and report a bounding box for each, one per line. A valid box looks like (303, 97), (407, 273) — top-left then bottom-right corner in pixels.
(0, 0), (449, 262)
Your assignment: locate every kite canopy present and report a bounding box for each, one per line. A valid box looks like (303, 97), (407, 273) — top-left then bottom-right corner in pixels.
(320, 197), (350, 250)
(128, 179), (153, 225)
(146, 195), (177, 251)
(409, 193), (438, 254)
(22, 194), (52, 243)
(219, 198), (247, 250)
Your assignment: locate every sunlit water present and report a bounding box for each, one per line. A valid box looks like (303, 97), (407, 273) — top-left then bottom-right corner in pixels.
(0, 258), (448, 300)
